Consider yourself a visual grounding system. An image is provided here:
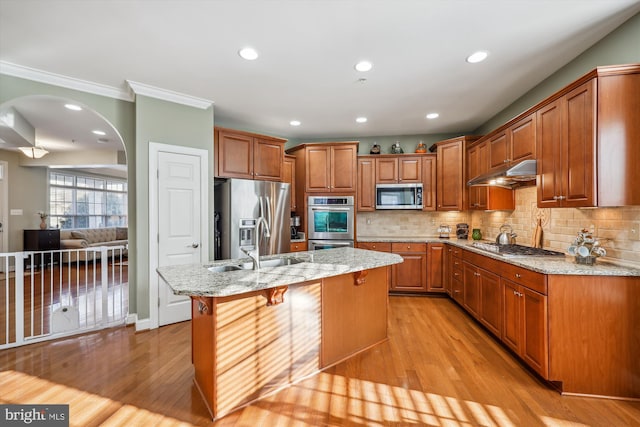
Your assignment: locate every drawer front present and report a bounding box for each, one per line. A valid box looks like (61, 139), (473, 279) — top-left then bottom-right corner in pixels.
(452, 266), (463, 283)
(450, 246), (463, 257)
(357, 242), (391, 252)
(290, 241), (308, 252)
(391, 242), (427, 253)
(504, 264), (547, 294)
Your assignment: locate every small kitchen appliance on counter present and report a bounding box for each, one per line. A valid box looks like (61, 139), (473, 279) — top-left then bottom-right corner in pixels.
(290, 216), (300, 238)
(496, 224), (517, 245)
(456, 223), (469, 239)
(437, 224), (451, 239)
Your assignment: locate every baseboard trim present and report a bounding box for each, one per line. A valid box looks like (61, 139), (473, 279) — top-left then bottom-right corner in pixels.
(135, 318), (152, 332)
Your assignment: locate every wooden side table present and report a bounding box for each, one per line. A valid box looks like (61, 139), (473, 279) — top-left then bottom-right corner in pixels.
(23, 229), (61, 267)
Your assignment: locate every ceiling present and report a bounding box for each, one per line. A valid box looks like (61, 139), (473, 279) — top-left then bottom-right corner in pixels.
(1, 0), (639, 145)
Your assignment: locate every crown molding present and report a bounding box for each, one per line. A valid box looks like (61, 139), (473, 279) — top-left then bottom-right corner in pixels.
(126, 80), (214, 110)
(0, 61), (133, 101)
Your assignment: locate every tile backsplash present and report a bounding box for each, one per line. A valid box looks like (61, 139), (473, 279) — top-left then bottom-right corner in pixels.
(357, 186), (640, 265)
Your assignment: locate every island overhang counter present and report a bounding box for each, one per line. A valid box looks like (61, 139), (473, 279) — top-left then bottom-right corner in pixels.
(157, 247), (403, 420)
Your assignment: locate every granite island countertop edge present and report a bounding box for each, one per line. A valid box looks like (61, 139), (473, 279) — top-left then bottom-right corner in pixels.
(157, 247), (404, 298)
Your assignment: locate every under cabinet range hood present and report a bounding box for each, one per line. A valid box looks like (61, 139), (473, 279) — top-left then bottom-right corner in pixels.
(467, 159), (537, 188)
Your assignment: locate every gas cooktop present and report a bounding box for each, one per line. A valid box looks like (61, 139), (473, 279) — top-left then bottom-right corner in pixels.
(470, 242), (565, 258)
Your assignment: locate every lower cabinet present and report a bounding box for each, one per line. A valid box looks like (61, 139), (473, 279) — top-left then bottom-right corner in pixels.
(502, 279), (548, 377)
(462, 262), (481, 318)
(426, 243), (445, 292)
(390, 243), (427, 292)
(321, 267), (388, 367)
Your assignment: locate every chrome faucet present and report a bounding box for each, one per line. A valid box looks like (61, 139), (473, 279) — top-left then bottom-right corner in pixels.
(241, 216), (271, 270)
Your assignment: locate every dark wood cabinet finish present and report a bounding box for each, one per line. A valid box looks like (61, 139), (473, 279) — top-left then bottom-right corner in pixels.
(390, 242), (427, 293)
(421, 155), (437, 211)
(23, 229), (61, 266)
(426, 243), (445, 292)
(435, 136), (480, 211)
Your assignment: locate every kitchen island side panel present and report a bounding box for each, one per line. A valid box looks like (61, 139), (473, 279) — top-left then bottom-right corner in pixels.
(548, 275), (640, 399)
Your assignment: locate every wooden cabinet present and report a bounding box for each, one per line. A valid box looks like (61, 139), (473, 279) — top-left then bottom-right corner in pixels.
(357, 242), (391, 252)
(479, 267), (502, 337)
(357, 157), (375, 211)
(502, 279), (548, 377)
(462, 261), (481, 318)
(427, 243), (445, 292)
(305, 144), (357, 192)
(421, 155), (437, 211)
(283, 155), (297, 211)
(390, 242), (427, 293)
(289, 241), (307, 252)
(467, 139), (515, 211)
(488, 113), (536, 172)
(436, 136), (479, 211)
(447, 246), (464, 303)
(24, 229), (61, 266)
(321, 267), (389, 367)
(375, 156), (422, 183)
(537, 80), (596, 208)
(214, 127), (286, 181)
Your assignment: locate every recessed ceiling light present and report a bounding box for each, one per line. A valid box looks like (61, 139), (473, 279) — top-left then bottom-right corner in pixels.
(92, 130), (106, 136)
(290, 120), (301, 126)
(355, 61), (373, 72)
(466, 51), (489, 63)
(238, 47), (259, 60)
(356, 117), (368, 123)
(64, 104), (82, 111)
(426, 113), (439, 119)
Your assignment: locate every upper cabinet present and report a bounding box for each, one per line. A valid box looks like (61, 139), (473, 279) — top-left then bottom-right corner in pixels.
(435, 136), (480, 211)
(536, 65), (640, 208)
(375, 156), (422, 183)
(287, 142), (358, 193)
(357, 157), (375, 211)
(421, 155), (437, 211)
(488, 114), (536, 172)
(283, 155), (297, 212)
(214, 127), (286, 181)
(537, 80), (596, 208)
(467, 140), (515, 211)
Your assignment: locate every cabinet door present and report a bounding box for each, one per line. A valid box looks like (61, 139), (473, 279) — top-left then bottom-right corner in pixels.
(391, 251), (427, 292)
(537, 99), (563, 208)
(306, 146), (330, 191)
(462, 262), (480, 318)
(563, 80), (596, 207)
(357, 158), (375, 211)
(398, 157), (422, 182)
(437, 140), (464, 211)
(502, 279), (521, 354)
(253, 138), (283, 181)
(283, 156), (296, 211)
(216, 131), (253, 179)
(444, 246), (452, 296)
(421, 155), (437, 211)
(427, 243), (445, 292)
(375, 158), (398, 183)
(330, 145), (356, 192)
(479, 268), (502, 337)
(489, 131), (509, 171)
(510, 114), (536, 164)
(521, 287), (548, 377)
(290, 241), (307, 252)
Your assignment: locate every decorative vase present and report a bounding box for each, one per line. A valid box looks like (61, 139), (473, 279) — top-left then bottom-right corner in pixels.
(472, 228), (482, 240)
(40, 218), (47, 230)
(415, 141), (427, 153)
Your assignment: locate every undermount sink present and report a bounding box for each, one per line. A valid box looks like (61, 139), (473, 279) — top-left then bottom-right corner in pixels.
(208, 257), (306, 273)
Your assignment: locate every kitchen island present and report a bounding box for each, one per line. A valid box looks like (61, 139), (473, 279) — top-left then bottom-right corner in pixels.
(157, 247), (403, 420)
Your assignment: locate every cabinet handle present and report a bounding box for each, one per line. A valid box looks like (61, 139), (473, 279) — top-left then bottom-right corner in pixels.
(559, 195), (566, 200)
(407, 245), (411, 249)
(515, 273), (522, 279)
(454, 273), (460, 277)
(475, 272), (481, 277)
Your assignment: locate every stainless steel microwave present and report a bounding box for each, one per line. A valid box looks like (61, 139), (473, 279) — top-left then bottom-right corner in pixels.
(375, 183), (423, 210)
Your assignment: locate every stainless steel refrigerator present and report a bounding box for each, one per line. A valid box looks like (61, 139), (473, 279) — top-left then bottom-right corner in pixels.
(214, 178), (290, 260)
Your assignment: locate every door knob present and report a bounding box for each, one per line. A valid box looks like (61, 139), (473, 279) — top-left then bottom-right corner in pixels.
(188, 243), (200, 248)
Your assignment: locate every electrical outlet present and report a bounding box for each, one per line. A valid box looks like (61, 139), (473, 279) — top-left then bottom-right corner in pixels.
(630, 223), (640, 241)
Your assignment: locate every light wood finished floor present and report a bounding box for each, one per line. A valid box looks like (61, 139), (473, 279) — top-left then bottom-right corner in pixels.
(1, 296), (638, 426)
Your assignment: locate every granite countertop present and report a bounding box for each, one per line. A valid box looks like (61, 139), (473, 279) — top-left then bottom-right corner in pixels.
(156, 247), (403, 298)
(358, 236), (640, 277)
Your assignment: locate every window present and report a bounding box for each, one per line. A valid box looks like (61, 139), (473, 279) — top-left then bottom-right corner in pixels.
(49, 171), (127, 229)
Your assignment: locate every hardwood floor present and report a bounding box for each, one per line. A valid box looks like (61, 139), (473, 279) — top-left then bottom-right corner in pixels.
(1, 296), (638, 426)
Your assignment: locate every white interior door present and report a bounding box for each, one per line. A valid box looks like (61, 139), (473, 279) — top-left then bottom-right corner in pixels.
(0, 162), (7, 268)
(157, 151), (202, 326)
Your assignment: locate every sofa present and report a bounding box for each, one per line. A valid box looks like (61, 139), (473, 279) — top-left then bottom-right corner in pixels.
(60, 227), (128, 261)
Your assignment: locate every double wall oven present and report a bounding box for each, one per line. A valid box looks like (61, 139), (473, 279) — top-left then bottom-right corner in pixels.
(307, 196), (354, 250)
